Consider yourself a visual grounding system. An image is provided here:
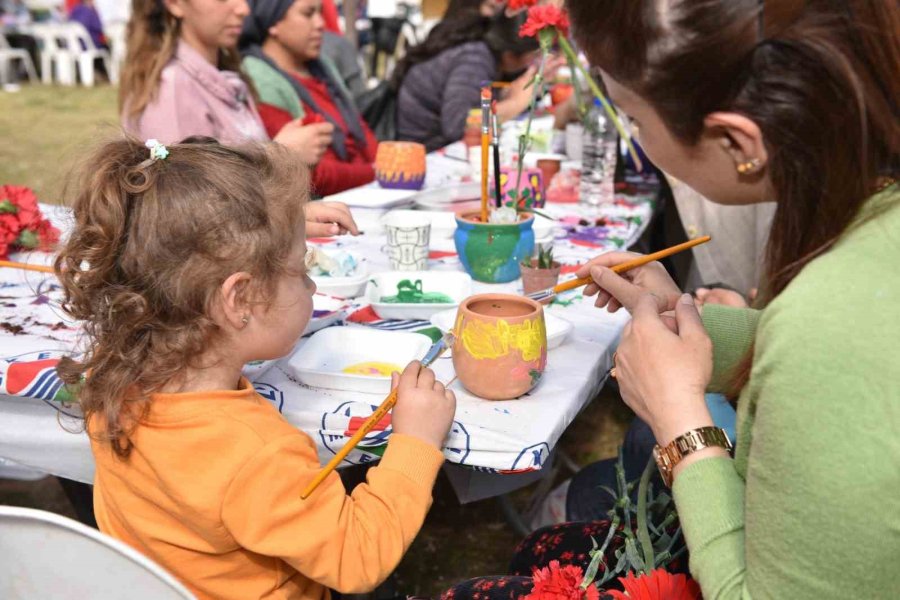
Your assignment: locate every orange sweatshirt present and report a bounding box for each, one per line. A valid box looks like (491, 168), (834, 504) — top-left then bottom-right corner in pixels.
(89, 378), (445, 600)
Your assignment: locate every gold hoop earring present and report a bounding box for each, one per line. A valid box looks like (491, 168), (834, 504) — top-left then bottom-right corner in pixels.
(736, 158), (762, 174)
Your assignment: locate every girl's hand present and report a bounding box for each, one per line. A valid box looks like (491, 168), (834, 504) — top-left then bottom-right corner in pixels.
(391, 361), (457, 450)
(616, 294), (715, 447)
(305, 201), (360, 238)
(275, 121), (334, 166)
(575, 251), (683, 314)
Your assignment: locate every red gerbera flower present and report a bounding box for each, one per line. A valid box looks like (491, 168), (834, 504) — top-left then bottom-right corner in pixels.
(519, 5), (570, 39)
(606, 569), (702, 600)
(507, 0), (538, 10)
(524, 560), (600, 600)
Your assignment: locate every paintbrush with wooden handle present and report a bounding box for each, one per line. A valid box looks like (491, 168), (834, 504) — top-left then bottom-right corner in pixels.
(301, 332), (456, 500)
(526, 236), (712, 303)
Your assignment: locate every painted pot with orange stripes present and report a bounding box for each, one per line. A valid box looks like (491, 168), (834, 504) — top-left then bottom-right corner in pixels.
(375, 142), (427, 190)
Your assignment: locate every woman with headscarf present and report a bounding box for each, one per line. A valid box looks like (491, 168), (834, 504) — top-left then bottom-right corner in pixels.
(241, 0), (379, 197)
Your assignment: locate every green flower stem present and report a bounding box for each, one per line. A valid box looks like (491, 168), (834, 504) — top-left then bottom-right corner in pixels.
(512, 31), (551, 208)
(636, 457), (656, 574)
(558, 35), (643, 172)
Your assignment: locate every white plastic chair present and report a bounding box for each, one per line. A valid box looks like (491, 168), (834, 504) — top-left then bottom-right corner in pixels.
(0, 33), (39, 86)
(61, 21), (111, 87)
(0, 506), (197, 599)
(104, 20), (126, 85)
(30, 23), (76, 86)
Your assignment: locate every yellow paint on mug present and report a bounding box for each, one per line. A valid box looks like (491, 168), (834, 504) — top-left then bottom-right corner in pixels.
(459, 317), (545, 362)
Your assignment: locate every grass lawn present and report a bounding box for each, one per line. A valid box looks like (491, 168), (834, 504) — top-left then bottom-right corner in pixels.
(0, 84), (633, 597)
(0, 85), (120, 204)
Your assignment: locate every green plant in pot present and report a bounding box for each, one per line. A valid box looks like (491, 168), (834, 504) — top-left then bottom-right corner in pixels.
(520, 244), (561, 301)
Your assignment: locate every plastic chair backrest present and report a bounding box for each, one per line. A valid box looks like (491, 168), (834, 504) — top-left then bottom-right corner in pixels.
(0, 506), (196, 599)
(30, 23), (66, 52)
(63, 21), (95, 51)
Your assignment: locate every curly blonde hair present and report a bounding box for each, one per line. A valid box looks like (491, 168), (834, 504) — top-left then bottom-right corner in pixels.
(55, 136), (308, 457)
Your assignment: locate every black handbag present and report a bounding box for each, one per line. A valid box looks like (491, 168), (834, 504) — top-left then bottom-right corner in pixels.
(357, 80), (398, 142)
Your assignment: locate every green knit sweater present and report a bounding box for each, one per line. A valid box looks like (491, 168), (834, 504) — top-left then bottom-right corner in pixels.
(676, 185), (900, 599)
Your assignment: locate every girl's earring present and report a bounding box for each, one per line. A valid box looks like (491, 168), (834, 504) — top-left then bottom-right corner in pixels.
(241, 316), (250, 325)
(736, 158), (762, 174)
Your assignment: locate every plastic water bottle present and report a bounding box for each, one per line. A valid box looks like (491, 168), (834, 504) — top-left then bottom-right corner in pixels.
(579, 99), (618, 206)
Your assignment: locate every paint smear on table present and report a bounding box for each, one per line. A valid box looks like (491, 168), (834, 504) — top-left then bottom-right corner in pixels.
(342, 362), (402, 377)
(380, 279), (454, 304)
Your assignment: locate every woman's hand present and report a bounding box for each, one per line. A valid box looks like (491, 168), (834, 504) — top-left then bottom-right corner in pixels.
(305, 201), (360, 238)
(575, 251), (683, 314)
(495, 65), (538, 121)
(616, 294), (715, 448)
(694, 287), (749, 309)
(275, 121), (334, 166)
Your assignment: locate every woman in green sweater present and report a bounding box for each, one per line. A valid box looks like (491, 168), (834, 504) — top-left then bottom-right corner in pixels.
(561, 0), (899, 598)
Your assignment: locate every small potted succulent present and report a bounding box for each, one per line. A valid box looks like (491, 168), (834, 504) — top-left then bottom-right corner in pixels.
(520, 244), (561, 300)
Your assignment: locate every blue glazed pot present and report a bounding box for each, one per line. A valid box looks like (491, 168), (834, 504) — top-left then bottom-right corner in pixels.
(454, 212), (535, 283)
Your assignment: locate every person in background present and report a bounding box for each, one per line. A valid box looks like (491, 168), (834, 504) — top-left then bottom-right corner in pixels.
(393, 11), (543, 152)
(241, 0), (381, 197)
(0, 0), (40, 79)
(321, 30), (366, 102)
(120, 0), (357, 240)
(69, 0), (107, 48)
(320, 0), (340, 34)
(444, 0), (504, 18)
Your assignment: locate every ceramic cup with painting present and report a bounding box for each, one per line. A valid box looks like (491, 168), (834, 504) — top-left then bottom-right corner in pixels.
(454, 211), (535, 283)
(491, 166), (545, 210)
(382, 212), (431, 271)
(375, 141), (427, 190)
(452, 293), (548, 400)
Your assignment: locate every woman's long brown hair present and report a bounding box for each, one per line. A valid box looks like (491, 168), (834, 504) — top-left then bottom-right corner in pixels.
(55, 137), (308, 457)
(120, 0), (251, 120)
(566, 0), (899, 395)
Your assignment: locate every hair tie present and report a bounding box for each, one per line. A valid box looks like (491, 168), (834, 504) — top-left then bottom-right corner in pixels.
(145, 139), (170, 161)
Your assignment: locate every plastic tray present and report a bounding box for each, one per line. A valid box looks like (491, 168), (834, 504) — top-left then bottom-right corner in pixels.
(288, 327), (432, 394)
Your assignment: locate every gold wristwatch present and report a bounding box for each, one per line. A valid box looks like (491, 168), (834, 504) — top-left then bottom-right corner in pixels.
(653, 426), (733, 487)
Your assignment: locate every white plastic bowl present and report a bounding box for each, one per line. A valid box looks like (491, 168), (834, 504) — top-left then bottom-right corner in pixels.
(310, 253), (369, 299)
(366, 271), (472, 321)
(288, 327), (432, 394)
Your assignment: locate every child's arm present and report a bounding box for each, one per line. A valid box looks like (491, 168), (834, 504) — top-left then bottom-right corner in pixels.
(221, 363), (455, 594)
(221, 431), (443, 593)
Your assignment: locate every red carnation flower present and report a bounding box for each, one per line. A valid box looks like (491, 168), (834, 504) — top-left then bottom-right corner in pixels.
(0, 185), (40, 229)
(519, 5), (570, 39)
(606, 569), (702, 600)
(36, 219), (61, 252)
(508, 0), (538, 10)
(524, 560), (600, 600)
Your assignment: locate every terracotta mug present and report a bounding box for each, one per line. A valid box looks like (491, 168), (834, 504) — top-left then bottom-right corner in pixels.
(375, 141), (427, 190)
(452, 293), (548, 400)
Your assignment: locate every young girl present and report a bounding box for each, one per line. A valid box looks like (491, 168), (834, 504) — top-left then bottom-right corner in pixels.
(55, 137), (456, 600)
